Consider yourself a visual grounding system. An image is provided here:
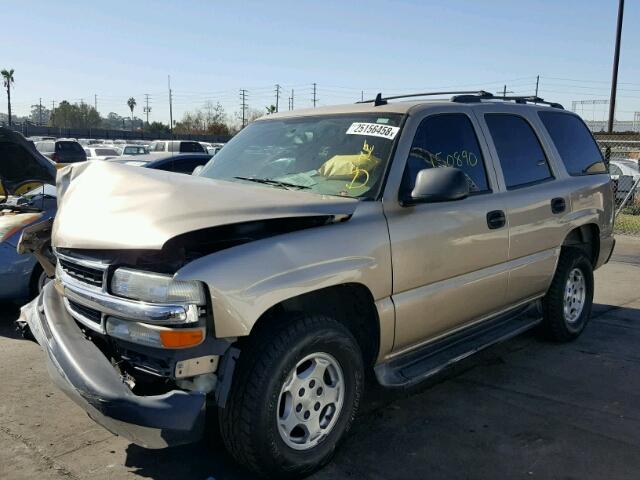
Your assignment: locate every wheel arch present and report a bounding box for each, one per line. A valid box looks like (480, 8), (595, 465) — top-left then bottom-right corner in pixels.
(248, 283), (381, 368)
(562, 223), (600, 266)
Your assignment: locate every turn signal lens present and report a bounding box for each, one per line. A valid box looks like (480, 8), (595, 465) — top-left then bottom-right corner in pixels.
(106, 317), (205, 349)
(159, 329), (204, 348)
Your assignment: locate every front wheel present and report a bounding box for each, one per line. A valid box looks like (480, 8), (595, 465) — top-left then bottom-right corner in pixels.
(219, 313), (363, 478)
(542, 248), (594, 342)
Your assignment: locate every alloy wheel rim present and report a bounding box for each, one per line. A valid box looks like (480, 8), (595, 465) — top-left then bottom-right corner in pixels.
(276, 352), (345, 451)
(564, 267), (586, 323)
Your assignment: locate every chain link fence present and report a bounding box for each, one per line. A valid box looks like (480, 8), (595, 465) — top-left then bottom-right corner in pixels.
(594, 133), (640, 235)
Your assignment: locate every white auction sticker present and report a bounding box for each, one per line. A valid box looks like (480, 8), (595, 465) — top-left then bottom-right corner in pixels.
(346, 122), (400, 140)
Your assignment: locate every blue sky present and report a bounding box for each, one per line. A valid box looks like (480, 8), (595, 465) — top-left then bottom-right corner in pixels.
(2, 0), (639, 124)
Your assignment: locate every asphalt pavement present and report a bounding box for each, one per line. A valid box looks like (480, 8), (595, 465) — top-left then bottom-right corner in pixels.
(1, 236), (639, 480)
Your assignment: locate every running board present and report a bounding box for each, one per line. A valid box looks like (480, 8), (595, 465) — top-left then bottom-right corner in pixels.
(375, 302), (543, 388)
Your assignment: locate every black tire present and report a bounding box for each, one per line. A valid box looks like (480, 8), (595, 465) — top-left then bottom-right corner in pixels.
(542, 247), (594, 342)
(219, 313), (364, 478)
(28, 264), (47, 299)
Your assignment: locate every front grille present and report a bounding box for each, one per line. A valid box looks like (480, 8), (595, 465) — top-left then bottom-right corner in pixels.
(68, 300), (102, 324)
(59, 258), (104, 288)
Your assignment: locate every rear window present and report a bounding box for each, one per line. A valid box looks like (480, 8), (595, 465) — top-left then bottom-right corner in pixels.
(57, 141), (84, 152)
(95, 148), (119, 156)
(36, 141), (55, 153)
(179, 142), (206, 153)
(123, 146), (145, 154)
(485, 114), (553, 189)
(538, 112), (607, 175)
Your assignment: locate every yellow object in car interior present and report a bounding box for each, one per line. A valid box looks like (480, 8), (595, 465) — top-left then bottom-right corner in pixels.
(318, 141), (380, 181)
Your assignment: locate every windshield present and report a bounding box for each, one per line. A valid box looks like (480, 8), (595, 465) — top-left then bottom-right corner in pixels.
(198, 113), (403, 199)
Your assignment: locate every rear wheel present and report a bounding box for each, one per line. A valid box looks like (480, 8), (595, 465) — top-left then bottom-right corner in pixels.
(219, 313), (363, 478)
(542, 248), (594, 342)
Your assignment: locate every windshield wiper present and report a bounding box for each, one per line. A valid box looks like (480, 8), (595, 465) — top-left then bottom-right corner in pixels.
(233, 176), (311, 190)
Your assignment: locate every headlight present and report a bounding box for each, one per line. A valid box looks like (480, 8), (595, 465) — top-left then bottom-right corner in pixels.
(111, 268), (206, 304)
(106, 317), (205, 349)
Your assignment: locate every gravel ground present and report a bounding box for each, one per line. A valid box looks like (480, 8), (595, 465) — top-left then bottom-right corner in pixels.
(1, 237), (639, 480)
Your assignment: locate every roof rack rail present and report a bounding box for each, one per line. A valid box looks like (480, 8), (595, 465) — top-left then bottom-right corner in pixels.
(358, 91), (564, 109)
(502, 95), (564, 109)
(357, 90), (493, 106)
(452, 94), (564, 109)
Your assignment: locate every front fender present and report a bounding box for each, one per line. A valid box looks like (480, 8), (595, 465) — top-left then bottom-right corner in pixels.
(174, 202), (392, 338)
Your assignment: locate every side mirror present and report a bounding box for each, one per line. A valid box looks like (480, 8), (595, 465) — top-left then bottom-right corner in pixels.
(192, 165), (204, 176)
(404, 167), (469, 205)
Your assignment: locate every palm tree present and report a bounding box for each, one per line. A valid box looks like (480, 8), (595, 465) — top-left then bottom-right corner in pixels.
(1, 69), (15, 126)
(127, 97), (136, 130)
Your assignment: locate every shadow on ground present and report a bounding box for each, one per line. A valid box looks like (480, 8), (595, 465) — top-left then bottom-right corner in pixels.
(3, 301), (639, 480)
(0, 303), (21, 339)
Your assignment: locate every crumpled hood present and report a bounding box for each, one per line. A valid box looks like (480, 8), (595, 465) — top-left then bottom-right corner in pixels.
(53, 161), (357, 250)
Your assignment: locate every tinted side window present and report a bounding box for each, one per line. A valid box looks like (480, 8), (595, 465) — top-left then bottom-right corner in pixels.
(485, 114), (552, 189)
(179, 142), (206, 153)
(403, 113), (490, 196)
(538, 111), (606, 175)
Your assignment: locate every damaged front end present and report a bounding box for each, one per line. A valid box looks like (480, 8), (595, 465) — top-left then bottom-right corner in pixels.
(16, 160), (357, 448)
(18, 284), (232, 448)
(17, 222), (239, 448)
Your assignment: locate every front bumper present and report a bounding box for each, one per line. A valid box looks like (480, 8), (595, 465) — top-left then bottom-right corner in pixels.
(20, 282), (206, 448)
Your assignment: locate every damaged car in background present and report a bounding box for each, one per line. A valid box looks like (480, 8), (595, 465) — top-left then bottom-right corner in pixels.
(17, 94), (614, 478)
(0, 127), (56, 301)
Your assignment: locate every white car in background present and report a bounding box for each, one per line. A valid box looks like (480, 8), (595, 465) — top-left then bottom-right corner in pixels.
(120, 144), (149, 155)
(609, 159), (639, 203)
(84, 146), (122, 161)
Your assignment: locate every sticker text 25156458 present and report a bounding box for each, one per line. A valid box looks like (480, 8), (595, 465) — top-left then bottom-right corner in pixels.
(346, 122), (400, 140)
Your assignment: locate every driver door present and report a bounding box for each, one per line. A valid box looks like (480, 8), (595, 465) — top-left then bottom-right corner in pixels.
(383, 108), (510, 353)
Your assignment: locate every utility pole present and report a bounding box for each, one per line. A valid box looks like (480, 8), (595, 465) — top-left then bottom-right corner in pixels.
(497, 86), (514, 98)
(361, 90), (364, 102)
(535, 75), (540, 97)
(291, 89), (294, 110)
(168, 75), (174, 134)
(144, 94), (151, 125)
(607, 0), (625, 133)
(240, 89), (248, 128)
(312, 83), (317, 107)
(94, 94), (98, 111)
(275, 84), (281, 112)
(38, 98), (43, 126)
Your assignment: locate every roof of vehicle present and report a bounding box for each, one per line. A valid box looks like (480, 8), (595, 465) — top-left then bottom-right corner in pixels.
(260, 92), (570, 120)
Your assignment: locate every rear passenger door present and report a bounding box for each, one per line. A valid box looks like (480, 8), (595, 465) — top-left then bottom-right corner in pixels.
(475, 109), (568, 305)
(384, 110), (510, 353)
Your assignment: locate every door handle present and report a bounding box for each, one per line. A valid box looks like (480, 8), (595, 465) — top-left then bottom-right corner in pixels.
(551, 197), (566, 214)
(486, 210), (506, 229)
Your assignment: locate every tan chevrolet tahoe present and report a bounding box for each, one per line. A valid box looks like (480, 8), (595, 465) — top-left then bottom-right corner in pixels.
(19, 91), (614, 478)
